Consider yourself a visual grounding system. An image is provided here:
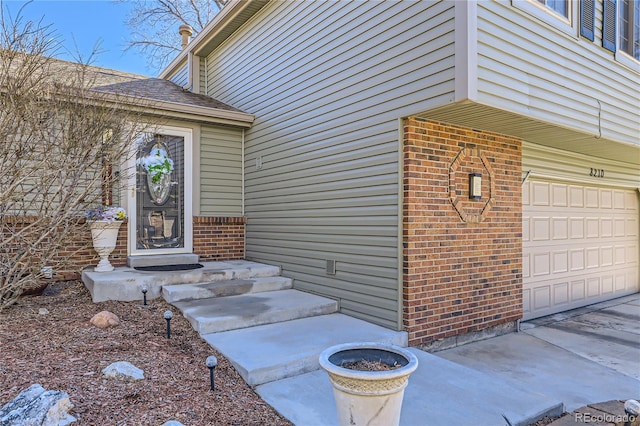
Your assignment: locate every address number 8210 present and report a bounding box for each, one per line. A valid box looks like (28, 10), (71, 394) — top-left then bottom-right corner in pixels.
(589, 168), (605, 178)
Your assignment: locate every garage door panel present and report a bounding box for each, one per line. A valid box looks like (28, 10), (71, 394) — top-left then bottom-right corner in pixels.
(570, 218), (584, 238)
(569, 186), (584, 207)
(602, 275), (614, 294)
(600, 189), (613, 208)
(523, 179), (639, 320)
(552, 217), (568, 239)
(613, 191), (625, 209)
(552, 250), (568, 273)
(552, 184), (568, 206)
(586, 218), (599, 238)
(585, 188), (599, 207)
(600, 218), (613, 237)
(532, 182), (550, 205)
(532, 217), (550, 240)
(571, 280), (585, 301)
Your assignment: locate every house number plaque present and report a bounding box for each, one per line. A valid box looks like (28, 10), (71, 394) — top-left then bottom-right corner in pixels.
(589, 168), (605, 178)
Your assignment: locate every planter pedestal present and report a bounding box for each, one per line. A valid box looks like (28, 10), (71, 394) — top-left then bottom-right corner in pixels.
(319, 342), (418, 426)
(89, 221), (122, 272)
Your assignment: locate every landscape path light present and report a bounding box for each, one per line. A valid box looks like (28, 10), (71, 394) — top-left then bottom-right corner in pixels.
(206, 356), (218, 391)
(141, 286), (148, 306)
(164, 310), (173, 339)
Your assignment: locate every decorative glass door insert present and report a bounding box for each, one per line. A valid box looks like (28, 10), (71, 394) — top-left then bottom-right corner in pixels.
(135, 133), (185, 250)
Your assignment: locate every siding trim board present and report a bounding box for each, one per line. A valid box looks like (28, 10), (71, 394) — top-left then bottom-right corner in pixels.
(454, 0), (478, 102)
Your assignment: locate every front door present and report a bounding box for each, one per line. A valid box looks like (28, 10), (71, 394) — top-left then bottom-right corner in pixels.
(128, 127), (192, 256)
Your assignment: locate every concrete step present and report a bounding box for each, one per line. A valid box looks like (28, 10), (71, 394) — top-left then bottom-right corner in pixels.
(173, 289), (338, 335)
(162, 276), (293, 303)
(83, 260), (281, 303)
(202, 313), (408, 386)
(256, 348), (563, 426)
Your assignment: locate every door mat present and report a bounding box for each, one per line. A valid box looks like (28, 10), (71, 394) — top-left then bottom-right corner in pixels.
(134, 264), (204, 272)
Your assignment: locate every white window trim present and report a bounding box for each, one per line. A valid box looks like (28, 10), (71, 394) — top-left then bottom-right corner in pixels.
(512, 0), (579, 38)
(616, 49), (640, 71)
(615, 0), (640, 70)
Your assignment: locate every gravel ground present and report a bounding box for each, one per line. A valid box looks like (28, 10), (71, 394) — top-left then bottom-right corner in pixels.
(0, 280), (292, 425)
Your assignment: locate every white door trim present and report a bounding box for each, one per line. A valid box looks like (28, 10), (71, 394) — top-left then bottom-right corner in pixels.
(127, 126), (193, 257)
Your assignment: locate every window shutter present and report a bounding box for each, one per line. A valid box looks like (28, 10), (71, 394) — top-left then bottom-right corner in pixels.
(580, 0), (595, 41)
(602, 0), (617, 52)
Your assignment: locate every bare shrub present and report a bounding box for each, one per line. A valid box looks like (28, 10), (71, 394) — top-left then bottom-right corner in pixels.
(0, 8), (150, 310)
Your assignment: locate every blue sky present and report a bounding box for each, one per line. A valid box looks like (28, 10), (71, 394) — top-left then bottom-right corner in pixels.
(2, 0), (154, 75)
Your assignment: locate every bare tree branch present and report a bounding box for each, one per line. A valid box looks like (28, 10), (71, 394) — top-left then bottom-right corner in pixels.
(118, 0), (227, 73)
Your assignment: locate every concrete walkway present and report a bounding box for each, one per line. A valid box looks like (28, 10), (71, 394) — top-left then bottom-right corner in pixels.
(258, 294), (640, 426)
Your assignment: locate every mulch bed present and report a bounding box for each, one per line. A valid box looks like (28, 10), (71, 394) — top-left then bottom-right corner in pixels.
(0, 280), (292, 425)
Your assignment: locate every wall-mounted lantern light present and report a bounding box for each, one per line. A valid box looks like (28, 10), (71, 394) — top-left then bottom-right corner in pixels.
(469, 173), (482, 200)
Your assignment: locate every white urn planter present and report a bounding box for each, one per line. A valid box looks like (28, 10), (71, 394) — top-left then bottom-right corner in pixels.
(319, 342), (418, 426)
(88, 220), (122, 272)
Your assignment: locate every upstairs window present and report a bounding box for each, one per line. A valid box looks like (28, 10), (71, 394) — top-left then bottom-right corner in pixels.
(620, 0), (640, 60)
(536, 0), (569, 18)
(515, 0), (574, 34)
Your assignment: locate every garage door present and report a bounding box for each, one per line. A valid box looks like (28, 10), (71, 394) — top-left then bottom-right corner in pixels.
(522, 179), (639, 320)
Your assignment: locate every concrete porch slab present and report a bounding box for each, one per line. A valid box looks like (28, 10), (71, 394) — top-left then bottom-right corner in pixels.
(202, 313), (408, 386)
(81, 260), (281, 302)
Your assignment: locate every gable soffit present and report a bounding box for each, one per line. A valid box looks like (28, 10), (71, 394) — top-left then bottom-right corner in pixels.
(161, 0), (270, 79)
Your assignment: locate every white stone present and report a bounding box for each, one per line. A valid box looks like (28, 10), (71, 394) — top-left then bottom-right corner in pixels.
(102, 361), (144, 381)
(39, 308), (49, 315)
(161, 421), (186, 426)
(0, 384), (76, 425)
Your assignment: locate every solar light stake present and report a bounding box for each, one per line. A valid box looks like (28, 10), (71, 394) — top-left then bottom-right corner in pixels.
(206, 356), (218, 391)
(142, 286), (148, 306)
(164, 310), (173, 339)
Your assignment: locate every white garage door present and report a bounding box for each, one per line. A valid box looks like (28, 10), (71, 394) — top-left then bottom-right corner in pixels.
(522, 179), (639, 320)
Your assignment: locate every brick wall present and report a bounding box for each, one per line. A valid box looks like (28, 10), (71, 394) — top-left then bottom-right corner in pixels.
(193, 216), (245, 261)
(403, 117), (522, 349)
(1, 218), (127, 281)
(3, 216), (245, 281)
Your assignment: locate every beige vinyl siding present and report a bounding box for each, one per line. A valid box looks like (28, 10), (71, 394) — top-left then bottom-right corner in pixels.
(204, 0), (456, 329)
(199, 125), (243, 216)
(199, 58), (206, 95)
(167, 62), (189, 88)
(476, 2), (640, 146)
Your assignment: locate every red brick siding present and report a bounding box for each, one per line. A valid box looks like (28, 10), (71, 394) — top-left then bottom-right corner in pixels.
(403, 117), (522, 347)
(193, 216), (245, 261)
(1, 218), (127, 281)
(4, 216), (245, 280)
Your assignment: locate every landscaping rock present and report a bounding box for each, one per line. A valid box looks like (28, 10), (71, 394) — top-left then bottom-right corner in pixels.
(161, 421), (186, 426)
(0, 383), (76, 425)
(90, 311), (120, 328)
(102, 361), (144, 381)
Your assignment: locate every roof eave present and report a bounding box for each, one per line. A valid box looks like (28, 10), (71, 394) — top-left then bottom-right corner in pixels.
(89, 91), (255, 127)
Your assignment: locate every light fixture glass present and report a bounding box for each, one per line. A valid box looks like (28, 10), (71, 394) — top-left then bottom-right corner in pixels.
(469, 173), (482, 200)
